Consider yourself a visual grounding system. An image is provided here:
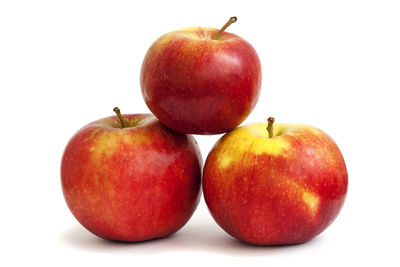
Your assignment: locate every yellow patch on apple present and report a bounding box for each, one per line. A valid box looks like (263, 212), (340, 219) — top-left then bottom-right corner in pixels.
(301, 191), (320, 215)
(216, 123), (292, 168)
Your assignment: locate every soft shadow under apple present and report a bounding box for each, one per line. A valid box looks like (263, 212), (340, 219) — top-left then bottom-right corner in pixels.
(60, 219), (324, 256)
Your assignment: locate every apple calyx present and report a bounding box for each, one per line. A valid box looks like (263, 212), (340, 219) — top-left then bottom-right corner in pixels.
(212, 16), (237, 40)
(113, 107), (126, 128)
(267, 117), (275, 138)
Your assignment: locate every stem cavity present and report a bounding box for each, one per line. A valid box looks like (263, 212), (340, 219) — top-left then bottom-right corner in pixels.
(212, 16), (237, 40)
(113, 107), (126, 128)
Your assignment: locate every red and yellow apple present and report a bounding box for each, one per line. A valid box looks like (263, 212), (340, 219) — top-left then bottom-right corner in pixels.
(61, 109), (202, 242)
(203, 118), (348, 245)
(140, 17), (262, 134)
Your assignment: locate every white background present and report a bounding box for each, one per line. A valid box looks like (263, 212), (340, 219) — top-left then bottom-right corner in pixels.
(1, 0), (399, 266)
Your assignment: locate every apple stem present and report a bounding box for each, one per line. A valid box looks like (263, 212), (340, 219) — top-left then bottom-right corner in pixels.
(212, 16), (237, 40)
(113, 107), (126, 128)
(267, 117), (275, 138)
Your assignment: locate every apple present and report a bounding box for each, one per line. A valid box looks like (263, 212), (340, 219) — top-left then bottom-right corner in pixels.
(140, 17), (262, 134)
(203, 117), (348, 245)
(61, 108), (202, 242)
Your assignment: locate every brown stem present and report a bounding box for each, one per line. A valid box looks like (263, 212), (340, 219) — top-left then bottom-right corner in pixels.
(212, 16), (237, 40)
(267, 117), (275, 138)
(113, 107), (126, 128)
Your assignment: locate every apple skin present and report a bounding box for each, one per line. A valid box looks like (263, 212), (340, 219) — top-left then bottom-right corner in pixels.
(61, 114), (202, 242)
(203, 123), (348, 245)
(140, 27), (262, 135)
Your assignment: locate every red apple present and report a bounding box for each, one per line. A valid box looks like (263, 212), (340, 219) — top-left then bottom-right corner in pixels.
(140, 17), (262, 134)
(61, 108), (202, 242)
(203, 118), (348, 245)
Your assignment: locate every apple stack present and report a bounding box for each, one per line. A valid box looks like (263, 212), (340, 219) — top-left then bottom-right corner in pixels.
(61, 17), (348, 246)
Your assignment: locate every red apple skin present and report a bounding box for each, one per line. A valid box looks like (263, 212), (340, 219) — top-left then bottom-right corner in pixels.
(203, 123), (348, 245)
(61, 114), (202, 242)
(140, 27), (262, 135)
